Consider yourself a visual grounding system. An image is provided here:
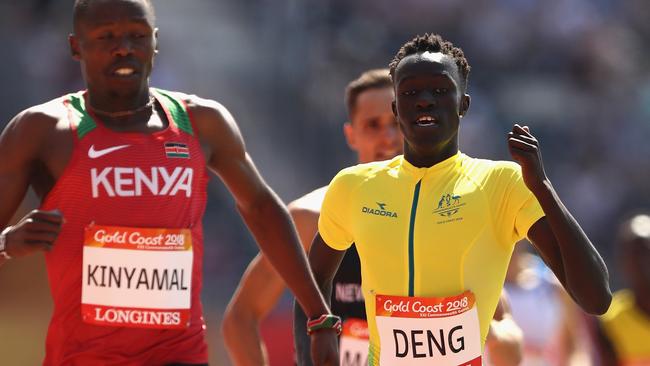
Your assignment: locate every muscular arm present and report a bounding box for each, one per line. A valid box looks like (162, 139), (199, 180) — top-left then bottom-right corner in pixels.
(222, 203), (320, 365)
(0, 113), (33, 232)
(189, 97), (329, 319)
(0, 115), (30, 266)
(508, 124), (611, 314)
(527, 212), (610, 315)
(222, 254), (284, 366)
(486, 291), (523, 366)
(0, 108), (63, 265)
(294, 233), (346, 366)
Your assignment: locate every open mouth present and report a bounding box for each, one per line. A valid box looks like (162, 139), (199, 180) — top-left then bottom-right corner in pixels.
(108, 62), (141, 78)
(112, 67), (137, 77)
(415, 115), (438, 126)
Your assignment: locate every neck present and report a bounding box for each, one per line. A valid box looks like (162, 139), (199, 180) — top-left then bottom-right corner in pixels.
(86, 85), (151, 114)
(403, 142), (458, 168)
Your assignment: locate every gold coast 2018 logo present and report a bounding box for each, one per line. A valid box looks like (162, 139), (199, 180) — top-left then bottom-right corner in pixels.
(433, 193), (465, 223)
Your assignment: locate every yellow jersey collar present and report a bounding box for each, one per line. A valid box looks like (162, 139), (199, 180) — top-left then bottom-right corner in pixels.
(398, 151), (463, 180)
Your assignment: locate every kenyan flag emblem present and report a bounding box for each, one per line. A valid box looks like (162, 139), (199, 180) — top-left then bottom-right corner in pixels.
(164, 142), (190, 158)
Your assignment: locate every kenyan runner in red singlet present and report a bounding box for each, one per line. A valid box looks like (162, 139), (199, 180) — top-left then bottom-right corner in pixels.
(0, 1), (335, 365)
(40, 89), (209, 365)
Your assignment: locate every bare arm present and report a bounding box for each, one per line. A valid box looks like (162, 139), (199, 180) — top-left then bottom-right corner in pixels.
(486, 291), (523, 366)
(0, 108), (64, 265)
(294, 233), (346, 366)
(223, 204), (320, 365)
(189, 97), (329, 319)
(508, 124), (611, 314)
(222, 254), (284, 366)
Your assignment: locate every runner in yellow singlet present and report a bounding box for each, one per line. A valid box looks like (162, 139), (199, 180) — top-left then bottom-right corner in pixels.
(224, 70), (523, 366)
(297, 34), (612, 366)
(597, 214), (650, 366)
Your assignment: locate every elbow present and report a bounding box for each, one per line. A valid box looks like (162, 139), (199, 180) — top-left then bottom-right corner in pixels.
(581, 289), (612, 316)
(222, 305), (253, 341)
(221, 307), (238, 340)
(593, 291), (613, 315)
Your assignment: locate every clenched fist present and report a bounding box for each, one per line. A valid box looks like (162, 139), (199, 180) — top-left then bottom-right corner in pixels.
(3, 209), (64, 257)
(507, 124), (548, 192)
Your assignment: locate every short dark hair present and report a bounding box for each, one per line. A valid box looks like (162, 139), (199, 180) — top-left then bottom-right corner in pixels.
(389, 33), (471, 92)
(344, 68), (393, 119)
(73, 0), (155, 31)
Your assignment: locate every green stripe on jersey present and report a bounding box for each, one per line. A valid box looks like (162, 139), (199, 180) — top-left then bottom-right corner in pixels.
(68, 93), (97, 139)
(408, 180), (422, 297)
(152, 88), (194, 135)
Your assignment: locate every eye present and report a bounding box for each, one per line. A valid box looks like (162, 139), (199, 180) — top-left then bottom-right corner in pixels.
(434, 88), (448, 94)
(97, 33), (112, 40)
(366, 120), (380, 130)
(401, 90), (416, 96)
(131, 32), (147, 39)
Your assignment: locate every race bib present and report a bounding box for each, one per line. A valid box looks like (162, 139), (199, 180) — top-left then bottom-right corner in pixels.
(81, 224), (193, 329)
(340, 318), (369, 366)
(375, 291), (482, 366)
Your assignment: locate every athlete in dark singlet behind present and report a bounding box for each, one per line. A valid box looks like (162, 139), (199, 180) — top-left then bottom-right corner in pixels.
(0, 1), (333, 365)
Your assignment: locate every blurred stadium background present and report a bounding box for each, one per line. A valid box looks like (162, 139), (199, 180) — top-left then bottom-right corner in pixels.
(1, 0), (649, 364)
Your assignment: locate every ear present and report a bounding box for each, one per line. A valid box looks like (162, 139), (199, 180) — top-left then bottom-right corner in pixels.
(153, 28), (159, 55)
(69, 33), (81, 61)
(343, 122), (356, 150)
(459, 93), (471, 117)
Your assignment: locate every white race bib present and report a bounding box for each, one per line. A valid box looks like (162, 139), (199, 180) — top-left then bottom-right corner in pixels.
(81, 224), (193, 329)
(340, 318), (369, 366)
(375, 291), (482, 366)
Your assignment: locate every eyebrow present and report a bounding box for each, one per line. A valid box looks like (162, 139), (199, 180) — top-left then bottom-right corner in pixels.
(88, 17), (152, 28)
(397, 73), (454, 85)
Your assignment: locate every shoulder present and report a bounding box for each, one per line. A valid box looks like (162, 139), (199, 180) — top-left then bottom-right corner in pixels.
(2, 96), (69, 141)
(333, 157), (399, 185)
(157, 90), (236, 134)
(288, 186), (328, 215)
(459, 153), (523, 186)
(461, 154), (520, 175)
(159, 90), (243, 166)
(288, 186), (327, 234)
(324, 158), (399, 200)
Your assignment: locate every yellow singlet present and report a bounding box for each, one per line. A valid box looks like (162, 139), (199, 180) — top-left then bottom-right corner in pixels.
(319, 152), (544, 364)
(600, 290), (650, 365)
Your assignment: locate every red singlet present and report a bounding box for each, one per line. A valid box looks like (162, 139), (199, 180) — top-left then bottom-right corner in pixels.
(40, 89), (209, 365)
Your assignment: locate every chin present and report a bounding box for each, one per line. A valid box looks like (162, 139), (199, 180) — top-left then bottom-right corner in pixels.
(106, 82), (148, 98)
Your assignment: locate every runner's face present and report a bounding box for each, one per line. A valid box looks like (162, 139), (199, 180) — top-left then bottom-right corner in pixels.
(70, 0), (157, 97)
(392, 52), (469, 162)
(345, 87), (403, 164)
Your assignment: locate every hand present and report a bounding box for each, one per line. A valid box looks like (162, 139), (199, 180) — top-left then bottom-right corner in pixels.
(3, 209), (64, 257)
(507, 124), (548, 191)
(311, 329), (339, 366)
(485, 319), (524, 366)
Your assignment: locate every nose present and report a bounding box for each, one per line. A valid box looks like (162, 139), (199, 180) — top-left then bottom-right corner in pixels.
(416, 90), (436, 109)
(112, 36), (134, 57)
